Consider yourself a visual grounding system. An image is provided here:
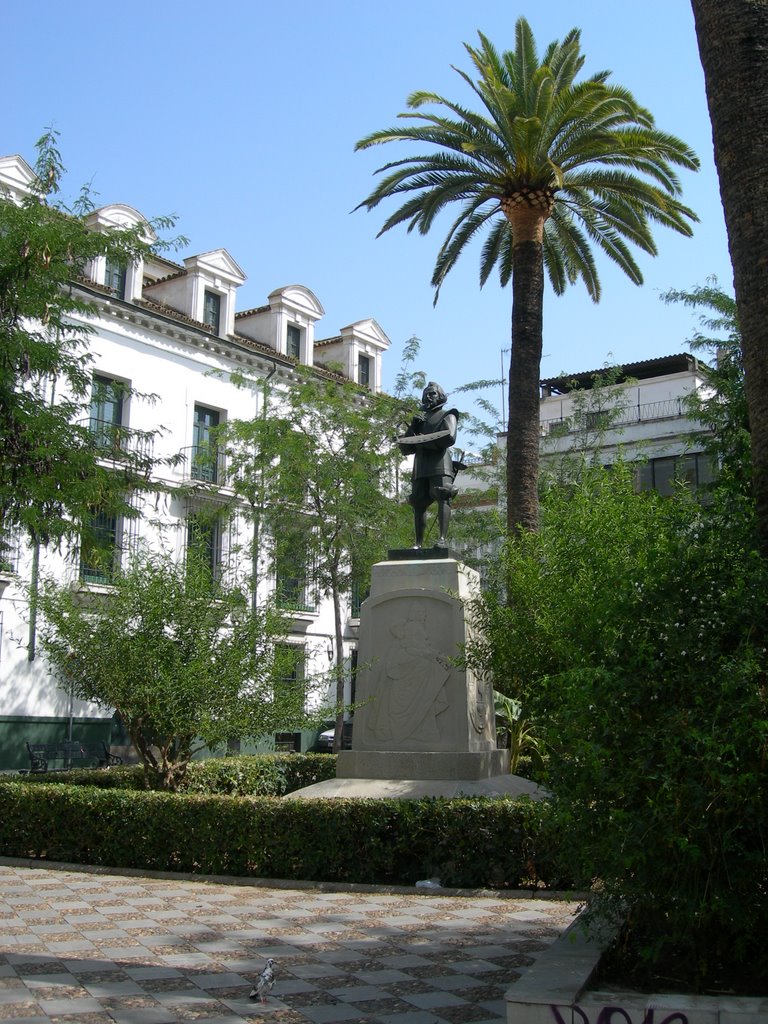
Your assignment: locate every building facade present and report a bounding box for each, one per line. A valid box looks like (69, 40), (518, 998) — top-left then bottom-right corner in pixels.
(538, 353), (714, 491)
(452, 354), (715, 574)
(0, 155), (390, 771)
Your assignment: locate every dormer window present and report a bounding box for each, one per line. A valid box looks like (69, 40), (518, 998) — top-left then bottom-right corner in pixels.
(203, 291), (221, 333)
(105, 258), (127, 299)
(85, 205), (156, 303)
(358, 354), (371, 387)
(287, 324), (301, 360)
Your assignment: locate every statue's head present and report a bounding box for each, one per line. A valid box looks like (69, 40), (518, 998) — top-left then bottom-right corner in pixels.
(421, 381), (446, 410)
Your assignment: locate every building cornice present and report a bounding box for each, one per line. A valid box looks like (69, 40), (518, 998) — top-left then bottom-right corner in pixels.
(72, 280), (359, 390)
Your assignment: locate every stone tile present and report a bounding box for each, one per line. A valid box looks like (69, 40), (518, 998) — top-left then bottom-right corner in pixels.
(376, 953), (435, 969)
(350, 968), (415, 985)
(61, 959), (120, 975)
(0, 864), (576, 1024)
(0, 979), (25, 993)
(290, 1003), (373, 1023)
(272, 979), (323, 996)
(0, 1015), (50, 1024)
(126, 966), (188, 983)
(325, 984), (391, 1002)
(140, 980), (200, 995)
(0, 987), (42, 1006)
(105, 1008), (178, 1024)
(190, 973), (250, 991)
(375, 1012), (443, 1024)
(37, 994), (105, 1014)
(283, 963), (347, 981)
(426, 975), (486, 993)
(82, 979), (146, 997)
(402, 990), (470, 1009)
(505, 1002), (561, 1024)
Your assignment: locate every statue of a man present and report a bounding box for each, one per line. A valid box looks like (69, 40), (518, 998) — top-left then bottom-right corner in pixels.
(398, 381), (460, 548)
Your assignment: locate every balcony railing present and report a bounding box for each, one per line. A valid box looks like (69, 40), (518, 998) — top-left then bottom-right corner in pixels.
(179, 444), (228, 486)
(541, 397), (688, 437)
(0, 528), (21, 574)
(275, 573), (317, 614)
(85, 419), (154, 460)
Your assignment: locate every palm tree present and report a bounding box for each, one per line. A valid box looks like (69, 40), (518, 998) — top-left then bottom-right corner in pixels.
(355, 18), (699, 534)
(690, 0), (768, 558)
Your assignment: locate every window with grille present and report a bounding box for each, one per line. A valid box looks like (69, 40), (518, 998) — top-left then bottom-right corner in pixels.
(274, 642), (307, 714)
(275, 521), (317, 612)
(90, 375), (125, 452)
(186, 511), (222, 582)
(80, 510), (122, 584)
(192, 405), (221, 483)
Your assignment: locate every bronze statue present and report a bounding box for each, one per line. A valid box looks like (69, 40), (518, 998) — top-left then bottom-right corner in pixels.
(398, 382), (462, 548)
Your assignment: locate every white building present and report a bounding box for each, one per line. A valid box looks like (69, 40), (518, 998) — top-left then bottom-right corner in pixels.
(0, 155), (390, 771)
(538, 353), (714, 491)
(453, 353), (715, 574)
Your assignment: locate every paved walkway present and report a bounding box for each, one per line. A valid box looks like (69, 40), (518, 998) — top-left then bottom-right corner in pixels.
(0, 861), (577, 1024)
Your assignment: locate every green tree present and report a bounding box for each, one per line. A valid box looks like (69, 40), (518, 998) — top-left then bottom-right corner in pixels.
(38, 550), (298, 791)
(662, 278), (748, 495)
(0, 130), (182, 552)
(222, 369), (405, 752)
(538, 364), (635, 489)
(468, 461), (768, 989)
(355, 18), (699, 535)
(446, 380), (506, 571)
(217, 378), (297, 604)
(690, 0), (768, 558)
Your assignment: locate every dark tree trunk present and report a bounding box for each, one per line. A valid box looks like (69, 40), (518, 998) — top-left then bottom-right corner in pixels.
(506, 238), (545, 534)
(691, 0), (768, 556)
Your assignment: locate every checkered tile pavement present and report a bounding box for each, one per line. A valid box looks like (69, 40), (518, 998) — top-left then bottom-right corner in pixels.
(0, 862), (577, 1023)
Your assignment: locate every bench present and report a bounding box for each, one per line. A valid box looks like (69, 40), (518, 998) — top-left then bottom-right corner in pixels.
(25, 740), (123, 774)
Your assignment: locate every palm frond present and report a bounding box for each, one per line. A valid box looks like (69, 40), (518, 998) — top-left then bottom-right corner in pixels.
(513, 17), (539, 105)
(479, 217), (510, 288)
(431, 202), (497, 301)
(546, 209), (602, 300)
(542, 226), (569, 296)
(355, 15), (698, 304)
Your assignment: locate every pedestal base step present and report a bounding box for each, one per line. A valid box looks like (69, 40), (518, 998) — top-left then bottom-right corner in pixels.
(286, 774), (547, 801)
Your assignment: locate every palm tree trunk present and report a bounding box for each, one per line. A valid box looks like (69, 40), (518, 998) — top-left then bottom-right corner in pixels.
(506, 238), (545, 534)
(691, 0), (768, 556)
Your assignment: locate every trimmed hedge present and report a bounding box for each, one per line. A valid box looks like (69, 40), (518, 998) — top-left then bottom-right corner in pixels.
(16, 754), (338, 796)
(0, 779), (564, 889)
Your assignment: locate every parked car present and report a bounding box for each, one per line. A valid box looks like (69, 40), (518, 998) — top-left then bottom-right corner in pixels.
(315, 722), (353, 752)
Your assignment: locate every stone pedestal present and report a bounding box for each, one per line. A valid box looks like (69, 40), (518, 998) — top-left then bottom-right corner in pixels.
(290, 554), (548, 800)
(337, 556), (510, 782)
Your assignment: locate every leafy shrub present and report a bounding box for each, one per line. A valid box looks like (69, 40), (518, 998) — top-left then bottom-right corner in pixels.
(469, 461), (768, 989)
(0, 779), (566, 889)
(177, 754), (337, 796)
(38, 553), (304, 792)
(15, 754), (337, 796)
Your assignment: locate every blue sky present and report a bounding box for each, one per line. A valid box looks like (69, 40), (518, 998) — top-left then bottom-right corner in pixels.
(5, 1), (730, 412)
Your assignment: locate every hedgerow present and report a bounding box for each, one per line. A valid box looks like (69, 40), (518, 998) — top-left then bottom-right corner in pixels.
(0, 778), (564, 889)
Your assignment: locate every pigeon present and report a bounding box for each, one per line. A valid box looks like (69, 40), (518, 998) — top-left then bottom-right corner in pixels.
(249, 958), (276, 1003)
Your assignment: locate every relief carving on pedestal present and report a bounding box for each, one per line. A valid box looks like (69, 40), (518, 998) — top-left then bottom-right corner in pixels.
(364, 600), (451, 746)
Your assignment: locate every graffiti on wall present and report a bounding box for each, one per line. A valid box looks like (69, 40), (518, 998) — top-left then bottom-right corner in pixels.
(550, 1006), (688, 1024)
